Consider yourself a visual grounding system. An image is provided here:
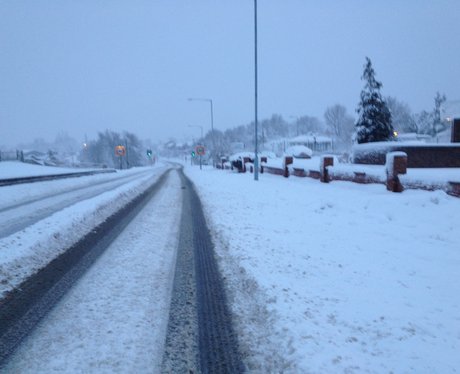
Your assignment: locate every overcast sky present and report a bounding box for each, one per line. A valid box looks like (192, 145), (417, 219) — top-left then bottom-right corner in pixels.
(1, 1), (459, 148)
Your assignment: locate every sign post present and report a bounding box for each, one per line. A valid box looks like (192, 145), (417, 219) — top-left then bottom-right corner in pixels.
(115, 145), (126, 169)
(195, 145), (205, 170)
(146, 149), (155, 165)
(191, 150), (196, 166)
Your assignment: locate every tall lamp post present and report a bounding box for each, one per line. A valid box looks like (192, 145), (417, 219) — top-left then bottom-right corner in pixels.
(188, 97), (216, 165)
(253, 0), (259, 181)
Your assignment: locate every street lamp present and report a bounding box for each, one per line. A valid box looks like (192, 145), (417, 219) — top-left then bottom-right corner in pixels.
(188, 97), (216, 165)
(253, 0), (259, 181)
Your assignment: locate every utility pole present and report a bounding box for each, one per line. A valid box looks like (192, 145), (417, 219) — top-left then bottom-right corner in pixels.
(188, 98), (216, 166)
(254, 0), (259, 181)
(125, 138), (129, 169)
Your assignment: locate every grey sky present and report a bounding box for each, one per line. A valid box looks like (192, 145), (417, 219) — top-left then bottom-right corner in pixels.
(1, 1), (459, 148)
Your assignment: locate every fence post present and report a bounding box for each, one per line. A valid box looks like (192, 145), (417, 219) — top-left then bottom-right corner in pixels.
(320, 156), (334, 183)
(260, 156), (267, 174)
(284, 156), (293, 178)
(242, 157), (252, 173)
(386, 152), (407, 192)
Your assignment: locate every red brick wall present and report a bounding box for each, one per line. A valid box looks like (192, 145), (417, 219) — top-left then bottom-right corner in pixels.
(353, 144), (460, 168)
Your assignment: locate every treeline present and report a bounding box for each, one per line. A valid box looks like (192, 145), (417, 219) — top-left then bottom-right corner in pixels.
(192, 58), (449, 157)
(193, 88), (448, 157)
(80, 130), (146, 168)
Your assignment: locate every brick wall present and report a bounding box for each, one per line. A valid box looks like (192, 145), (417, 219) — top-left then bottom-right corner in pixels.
(353, 144), (460, 168)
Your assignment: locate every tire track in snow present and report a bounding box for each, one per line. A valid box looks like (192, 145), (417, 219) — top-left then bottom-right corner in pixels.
(161, 168), (244, 373)
(0, 168), (175, 369)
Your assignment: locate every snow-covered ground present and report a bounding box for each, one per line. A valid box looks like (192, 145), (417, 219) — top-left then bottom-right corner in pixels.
(3, 171), (182, 373)
(1, 160), (459, 372)
(184, 164), (460, 373)
(0, 162), (169, 297)
(0, 160), (105, 179)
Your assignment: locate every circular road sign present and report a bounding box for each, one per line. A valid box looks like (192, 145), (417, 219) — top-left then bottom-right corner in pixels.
(195, 145), (205, 156)
(115, 145), (126, 157)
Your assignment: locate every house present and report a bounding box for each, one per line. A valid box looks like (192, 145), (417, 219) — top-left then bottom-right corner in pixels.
(288, 135), (333, 153)
(442, 100), (460, 143)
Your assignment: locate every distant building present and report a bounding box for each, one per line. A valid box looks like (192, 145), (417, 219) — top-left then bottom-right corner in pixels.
(442, 100), (460, 122)
(441, 100), (460, 143)
(288, 135), (333, 153)
(395, 133), (431, 143)
(230, 142), (246, 153)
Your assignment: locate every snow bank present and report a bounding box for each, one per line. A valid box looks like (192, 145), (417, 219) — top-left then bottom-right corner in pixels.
(0, 161), (101, 179)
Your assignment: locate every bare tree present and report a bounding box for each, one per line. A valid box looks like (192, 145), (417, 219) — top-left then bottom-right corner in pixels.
(432, 92), (447, 136)
(324, 104), (355, 148)
(386, 97), (417, 133)
(296, 115), (323, 135)
(80, 130), (146, 168)
(415, 92), (447, 137)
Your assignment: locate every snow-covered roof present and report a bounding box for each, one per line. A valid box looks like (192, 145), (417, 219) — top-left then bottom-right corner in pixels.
(228, 152), (254, 162)
(289, 134), (332, 143)
(284, 145), (313, 158)
(395, 133), (430, 143)
(228, 151), (276, 162)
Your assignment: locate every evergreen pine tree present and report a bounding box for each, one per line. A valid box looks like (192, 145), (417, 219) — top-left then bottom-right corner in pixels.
(355, 57), (394, 143)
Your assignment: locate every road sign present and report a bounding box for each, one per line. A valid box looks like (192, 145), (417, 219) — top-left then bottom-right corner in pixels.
(195, 145), (205, 156)
(115, 145), (126, 157)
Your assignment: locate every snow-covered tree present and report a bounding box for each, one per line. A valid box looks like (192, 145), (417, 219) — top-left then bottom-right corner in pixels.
(386, 97), (417, 133)
(296, 115), (323, 136)
(324, 104), (355, 148)
(414, 110), (432, 135)
(123, 131), (143, 167)
(80, 130), (146, 168)
(431, 92), (447, 136)
(261, 114), (289, 143)
(415, 92), (447, 137)
(355, 57), (394, 143)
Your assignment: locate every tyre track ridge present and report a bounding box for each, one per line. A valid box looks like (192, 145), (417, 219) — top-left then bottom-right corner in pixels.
(162, 168), (244, 373)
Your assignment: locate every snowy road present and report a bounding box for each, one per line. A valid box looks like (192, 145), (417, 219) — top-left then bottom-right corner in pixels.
(2, 170), (182, 372)
(0, 168), (155, 238)
(1, 165), (243, 373)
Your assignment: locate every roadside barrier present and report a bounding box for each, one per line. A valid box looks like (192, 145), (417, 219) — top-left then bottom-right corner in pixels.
(226, 154), (459, 197)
